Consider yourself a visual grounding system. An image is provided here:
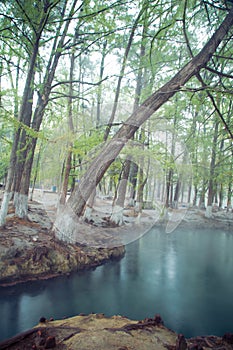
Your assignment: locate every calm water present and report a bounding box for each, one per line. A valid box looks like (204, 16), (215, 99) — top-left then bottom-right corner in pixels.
(0, 227), (233, 342)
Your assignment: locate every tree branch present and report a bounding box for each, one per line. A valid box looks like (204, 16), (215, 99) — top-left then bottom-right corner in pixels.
(51, 77), (108, 90)
(182, 2), (233, 139)
(205, 66), (233, 79)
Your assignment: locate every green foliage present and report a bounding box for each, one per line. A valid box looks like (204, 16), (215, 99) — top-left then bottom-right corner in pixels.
(0, 0), (232, 207)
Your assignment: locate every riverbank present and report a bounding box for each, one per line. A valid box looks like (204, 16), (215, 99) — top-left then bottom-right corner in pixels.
(0, 197), (232, 287)
(0, 313), (233, 350)
(0, 201), (124, 287)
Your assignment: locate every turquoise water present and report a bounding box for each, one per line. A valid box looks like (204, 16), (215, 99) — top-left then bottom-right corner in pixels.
(0, 227), (233, 341)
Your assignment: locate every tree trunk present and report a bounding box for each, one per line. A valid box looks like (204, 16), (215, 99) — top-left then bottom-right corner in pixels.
(13, 0), (79, 219)
(192, 185), (198, 207)
(173, 179), (181, 209)
(96, 40), (107, 127)
(60, 8), (233, 225)
(83, 188), (96, 221)
(0, 33), (41, 224)
(30, 142), (43, 201)
(205, 121), (219, 218)
(110, 159), (131, 225)
(59, 27), (77, 206)
(226, 145), (233, 212)
(103, 7), (145, 141)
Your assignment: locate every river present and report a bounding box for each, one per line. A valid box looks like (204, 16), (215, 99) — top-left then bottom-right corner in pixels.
(0, 226), (233, 341)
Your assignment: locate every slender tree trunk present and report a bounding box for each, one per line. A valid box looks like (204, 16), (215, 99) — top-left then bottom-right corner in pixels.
(55, 9), (233, 236)
(96, 41), (107, 127)
(110, 159), (131, 225)
(59, 29), (77, 205)
(103, 7), (145, 141)
(205, 120), (219, 218)
(193, 185), (198, 207)
(110, 14), (149, 224)
(0, 0), (64, 224)
(84, 188), (96, 221)
(0, 33), (41, 225)
(173, 179), (181, 209)
(30, 142), (43, 201)
(129, 162), (138, 206)
(14, 0), (79, 219)
(136, 168), (147, 214)
(226, 144), (233, 211)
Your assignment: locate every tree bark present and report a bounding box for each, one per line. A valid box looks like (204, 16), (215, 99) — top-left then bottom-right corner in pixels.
(110, 159), (131, 225)
(205, 120), (219, 218)
(0, 32), (41, 225)
(14, 0), (79, 218)
(66, 7), (233, 219)
(96, 40), (107, 127)
(59, 28), (77, 206)
(103, 6), (145, 141)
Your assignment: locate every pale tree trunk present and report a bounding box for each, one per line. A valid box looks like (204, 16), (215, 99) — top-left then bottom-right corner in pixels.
(54, 9), (233, 237)
(205, 120), (219, 218)
(30, 142), (43, 201)
(84, 189), (96, 221)
(226, 144), (233, 212)
(128, 162), (138, 206)
(135, 168), (147, 216)
(193, 185), (198, 207)
(110, 159), (131, 225)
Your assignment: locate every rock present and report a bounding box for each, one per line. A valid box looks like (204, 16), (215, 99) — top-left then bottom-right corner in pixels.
(222, 332), (233, 344)
(0, 314), (231, 350)
(176, 333), (187, 350)
(44, 336), (56, 348)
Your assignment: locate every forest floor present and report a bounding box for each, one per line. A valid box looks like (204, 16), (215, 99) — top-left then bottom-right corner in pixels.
(33, 188), (233, 234)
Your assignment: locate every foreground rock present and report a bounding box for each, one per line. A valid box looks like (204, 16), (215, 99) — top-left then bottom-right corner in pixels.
(0, 314), (233, 350)
(0, 202), (124, 287)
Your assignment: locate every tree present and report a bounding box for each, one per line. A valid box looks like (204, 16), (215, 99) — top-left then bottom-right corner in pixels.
(53, 7), (233, 242)
(0, 0), (59, 226)
(0, 0), (84, 225)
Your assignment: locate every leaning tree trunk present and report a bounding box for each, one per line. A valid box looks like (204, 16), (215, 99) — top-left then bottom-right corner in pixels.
(59, 8), (233, 231)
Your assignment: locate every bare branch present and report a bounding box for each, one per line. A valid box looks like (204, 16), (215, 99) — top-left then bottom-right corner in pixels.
(205, 66), (233, 79)
(51, 77), (108, 90)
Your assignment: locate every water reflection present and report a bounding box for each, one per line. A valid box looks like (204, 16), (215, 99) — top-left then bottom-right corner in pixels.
(0, 227), (233, 341)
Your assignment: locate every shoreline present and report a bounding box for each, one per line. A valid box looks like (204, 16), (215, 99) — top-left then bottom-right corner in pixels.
(0, 200), (232, 287)
(0, 313), (233, 349)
